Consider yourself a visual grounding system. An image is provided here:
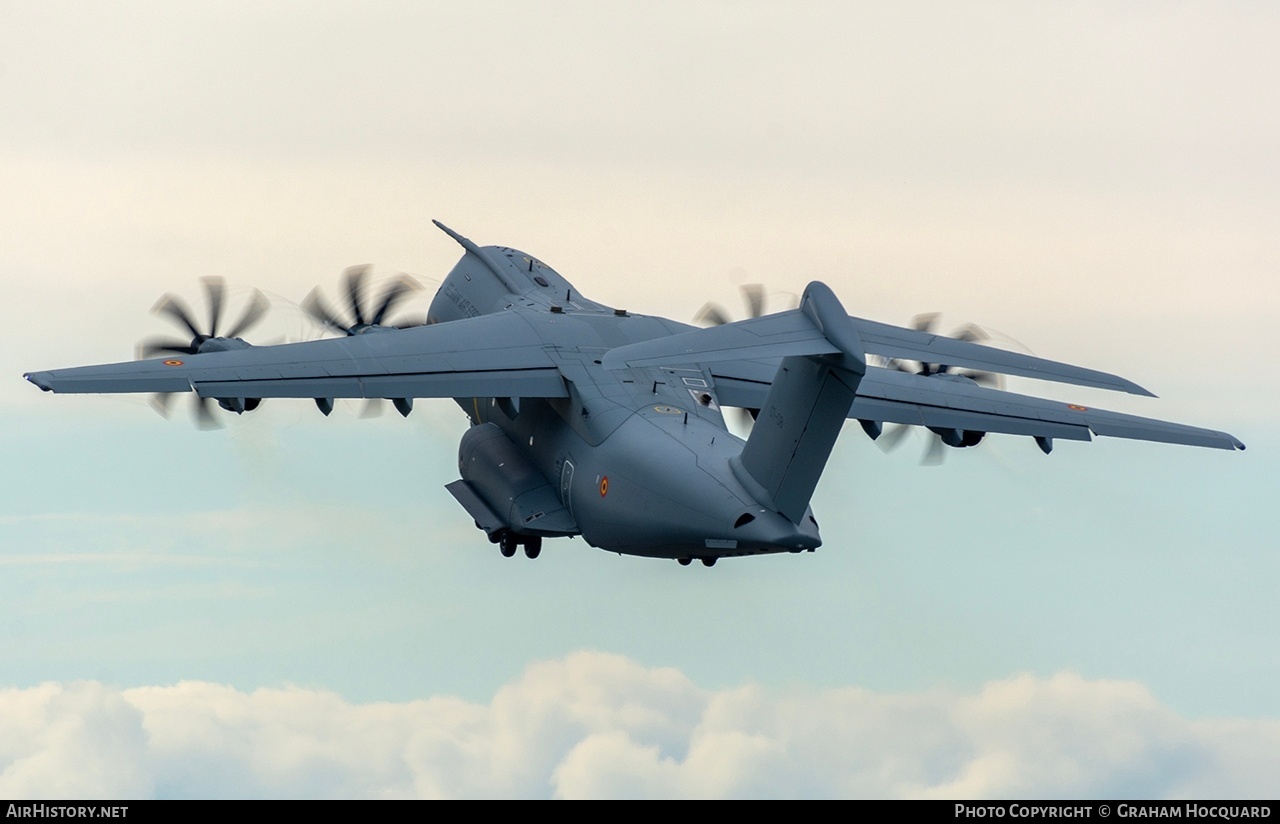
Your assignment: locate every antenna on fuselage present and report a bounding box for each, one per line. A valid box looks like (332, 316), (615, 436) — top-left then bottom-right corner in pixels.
(431, 219), (524, 294)
(432, 219), (480, 254)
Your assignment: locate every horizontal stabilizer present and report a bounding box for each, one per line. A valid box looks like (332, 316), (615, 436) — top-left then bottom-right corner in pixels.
(601, 309), (836, 370)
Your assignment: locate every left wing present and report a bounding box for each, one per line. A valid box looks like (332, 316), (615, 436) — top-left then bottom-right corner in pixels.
(603, 306), (1155, 396)
(24, 312), (569, 401)
(602, 281), (1242, 453)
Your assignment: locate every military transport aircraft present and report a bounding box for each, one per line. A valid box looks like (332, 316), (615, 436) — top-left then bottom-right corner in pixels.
(23, 222), (1245, 567)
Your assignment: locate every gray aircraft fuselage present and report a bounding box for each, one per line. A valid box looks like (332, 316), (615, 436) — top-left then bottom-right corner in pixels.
(426, 243), (821, 561)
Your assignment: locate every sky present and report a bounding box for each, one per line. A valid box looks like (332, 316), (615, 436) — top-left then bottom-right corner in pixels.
(1, 0), (1277, 799)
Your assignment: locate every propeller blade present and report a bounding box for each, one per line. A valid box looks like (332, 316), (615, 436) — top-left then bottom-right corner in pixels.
(150, 392), (176, 418)
(225, 289), (269, 338)
(883, 357), (915, 374)
(344, 264), (371, 327)
(877, 423), (912, 453)
(302, 288), (350, 335)
(136, 337), (197, 359)
(371, 275), (422, 327)
(193, 395), (221, 430)
(962, 369), (1004, 389)
(922, 434), (946, 466)
(694, 302), (732, 327)
(912, 312), (940, 335)
(359, 398), (385, 419)
(202, 277), (226, 338)
(741, 284), (766, 319)
(953, 323), (988, 344)
(152, 294), (203, 340)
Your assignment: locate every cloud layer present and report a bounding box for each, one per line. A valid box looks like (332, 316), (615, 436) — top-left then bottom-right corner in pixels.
(2, 651), (1276, 799)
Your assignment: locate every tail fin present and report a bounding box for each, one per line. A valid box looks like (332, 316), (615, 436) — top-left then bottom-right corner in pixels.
(731, 283), (866, 523)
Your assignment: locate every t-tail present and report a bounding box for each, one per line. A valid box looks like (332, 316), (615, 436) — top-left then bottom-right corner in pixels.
(730, 282), (866, 523)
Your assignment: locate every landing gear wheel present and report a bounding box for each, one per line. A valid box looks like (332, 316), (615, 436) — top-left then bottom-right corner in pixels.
(524, 536), (542, 559)
(499, 532), (517, 558)
(701, 557), (717, 567)
(677, 557), (692, 566)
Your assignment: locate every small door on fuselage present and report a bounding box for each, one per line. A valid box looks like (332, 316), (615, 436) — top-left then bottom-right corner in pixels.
(559, 458), (575, 518)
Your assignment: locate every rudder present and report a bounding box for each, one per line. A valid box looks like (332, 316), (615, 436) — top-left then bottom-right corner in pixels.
(731, 283), (866, 523)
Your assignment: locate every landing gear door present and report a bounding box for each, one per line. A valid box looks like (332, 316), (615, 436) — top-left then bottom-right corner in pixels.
(559, 458), (575, 518)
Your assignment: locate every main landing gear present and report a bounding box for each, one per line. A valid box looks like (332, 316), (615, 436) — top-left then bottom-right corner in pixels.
(676, 557), (716, 567)
(493, 529), (542, 560)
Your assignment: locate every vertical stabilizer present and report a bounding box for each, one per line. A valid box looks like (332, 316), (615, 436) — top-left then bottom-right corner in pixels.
(732, 283), (866, 523)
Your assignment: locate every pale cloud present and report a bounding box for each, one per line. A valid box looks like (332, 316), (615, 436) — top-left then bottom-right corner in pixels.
(1, 652), (1276, 799)
(0, 682), (153, 798)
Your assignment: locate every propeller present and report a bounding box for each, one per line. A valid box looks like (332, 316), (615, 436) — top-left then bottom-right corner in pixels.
(137, 277), (269, 358)
(694, 284), (799, 432)
(872, 313), (1002, 465)
(302, 265), (423, 337)
(877, 313), (1004, 388)
(874, 421), (988, 466)
(136, 277), (270, 429)
(150, 390), (220, 431)
(303, 265), (423, 417)
(694, 283), (797, 328)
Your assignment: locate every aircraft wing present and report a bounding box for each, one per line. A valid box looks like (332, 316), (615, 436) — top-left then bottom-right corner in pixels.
(712, 362), (1245, 451)
(603, 309), (1155, 396)
(848, 315), (1155, 396)
(23, 313), (569, 401)
(602, 289), (1241, 452)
